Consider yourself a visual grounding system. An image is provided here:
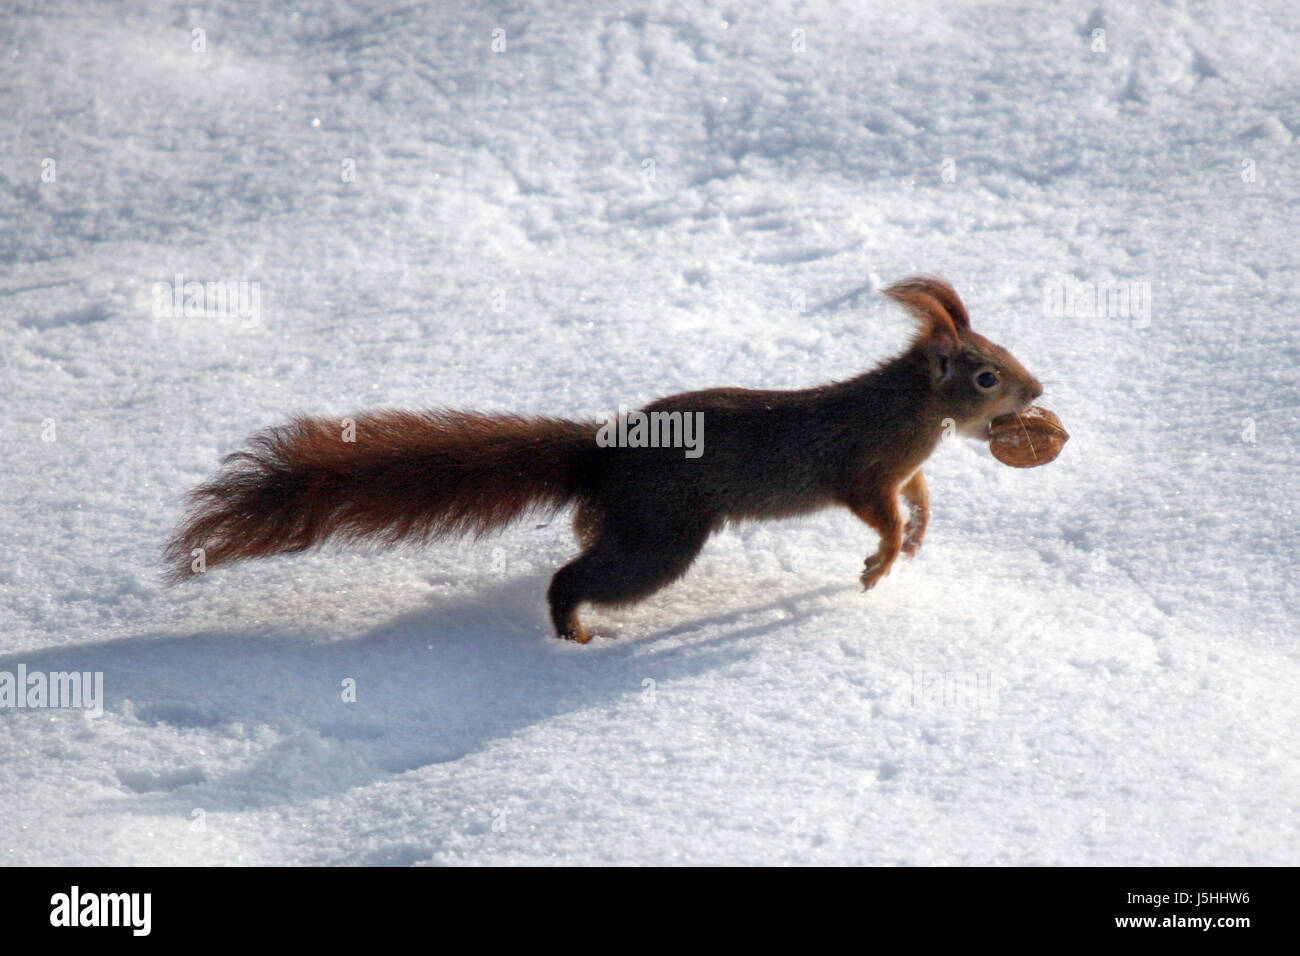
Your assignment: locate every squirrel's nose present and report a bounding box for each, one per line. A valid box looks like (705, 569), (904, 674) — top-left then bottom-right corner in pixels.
(1027, 380), (1043, 402)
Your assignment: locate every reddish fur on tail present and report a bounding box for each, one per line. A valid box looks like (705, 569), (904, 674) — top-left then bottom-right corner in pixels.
(164, 410), (595, 583)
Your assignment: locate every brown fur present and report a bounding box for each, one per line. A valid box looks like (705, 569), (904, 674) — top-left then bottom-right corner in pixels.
(164, 411), (597, 583)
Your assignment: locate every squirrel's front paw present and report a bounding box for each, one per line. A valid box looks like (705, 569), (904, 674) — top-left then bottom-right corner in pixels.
(860, 554), (890, 591)
(901, 517), (926, 558)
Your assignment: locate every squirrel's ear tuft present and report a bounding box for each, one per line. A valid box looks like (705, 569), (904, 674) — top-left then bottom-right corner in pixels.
(925, 324), (959, 360)
(882, 276), (971, 335)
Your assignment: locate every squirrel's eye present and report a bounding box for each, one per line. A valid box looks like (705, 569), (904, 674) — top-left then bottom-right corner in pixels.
(976, 370), (998, 390)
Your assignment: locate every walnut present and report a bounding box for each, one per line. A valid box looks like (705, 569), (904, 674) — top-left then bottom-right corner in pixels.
(989, 406), (1069, 468)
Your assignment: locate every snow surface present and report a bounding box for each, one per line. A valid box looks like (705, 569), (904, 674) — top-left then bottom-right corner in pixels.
(2, 0), (1297, 865)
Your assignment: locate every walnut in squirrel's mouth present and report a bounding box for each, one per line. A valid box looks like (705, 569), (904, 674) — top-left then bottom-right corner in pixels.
(988, 405), (1069, 468)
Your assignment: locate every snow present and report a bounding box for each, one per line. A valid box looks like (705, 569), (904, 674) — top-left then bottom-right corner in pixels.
(2, 0), (1297, 865)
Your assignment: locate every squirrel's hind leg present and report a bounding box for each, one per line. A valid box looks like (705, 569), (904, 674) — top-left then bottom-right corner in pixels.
(547, 521), (711, 642)
(571, 503), (602, 549)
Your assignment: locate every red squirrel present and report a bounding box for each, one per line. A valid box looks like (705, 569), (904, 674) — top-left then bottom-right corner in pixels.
(165, 277), (1043, 642)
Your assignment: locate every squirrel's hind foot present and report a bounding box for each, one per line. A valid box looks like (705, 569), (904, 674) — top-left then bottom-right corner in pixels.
(556, 616), (592, 644)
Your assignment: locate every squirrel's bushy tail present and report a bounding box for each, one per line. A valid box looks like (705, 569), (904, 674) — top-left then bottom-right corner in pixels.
(164, 411), (596, 582)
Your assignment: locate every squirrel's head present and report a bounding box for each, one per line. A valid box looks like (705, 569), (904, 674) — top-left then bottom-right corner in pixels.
(884, 276), (1043, 440)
